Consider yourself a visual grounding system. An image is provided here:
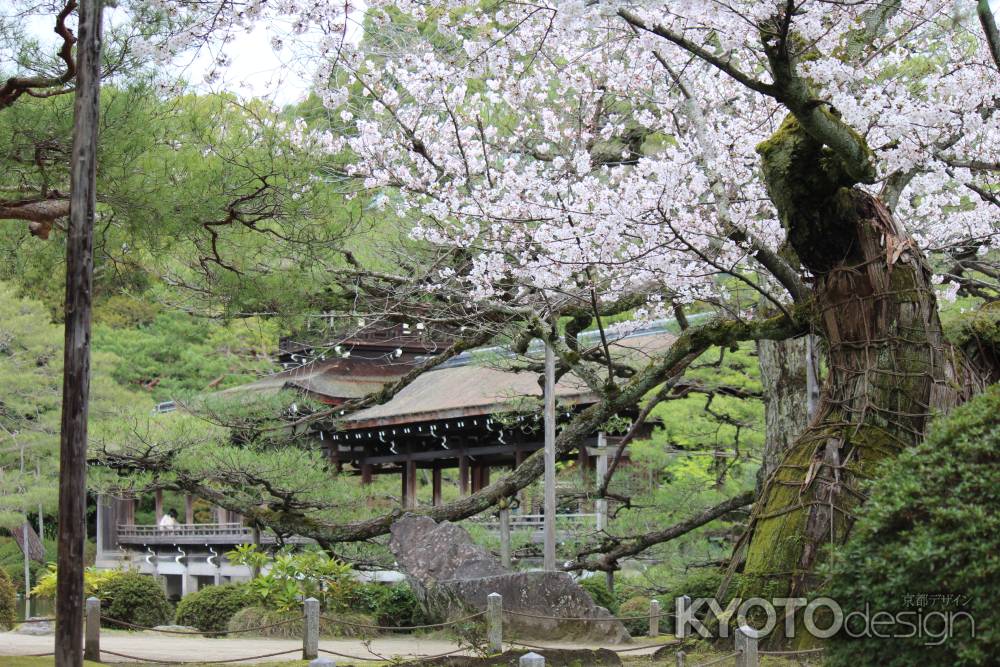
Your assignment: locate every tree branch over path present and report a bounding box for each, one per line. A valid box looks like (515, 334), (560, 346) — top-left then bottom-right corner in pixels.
(0, 1), (78, 110)
(96, 312), (806, 545)
(621, 5), (877, 185)
(564, 490), (755, 572)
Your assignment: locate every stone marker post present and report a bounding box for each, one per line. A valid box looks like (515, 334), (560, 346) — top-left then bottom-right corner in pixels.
(309, 658), (336, 667)
(303, 597), (320, 660)
(84, 596), (100, 661)
(735, 624), (761, 667)
(520, 651), (545, 667)
(675, 650), (686, 667)
(675, 595), (692, 638)
(649, 598), (660, 637)
(487, 592), (503, 653)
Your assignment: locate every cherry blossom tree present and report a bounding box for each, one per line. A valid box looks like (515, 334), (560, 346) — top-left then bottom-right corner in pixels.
(304, 0), (999, 643)
(6, 0), (1000, 646)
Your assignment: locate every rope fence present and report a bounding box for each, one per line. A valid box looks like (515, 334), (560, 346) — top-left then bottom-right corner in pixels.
(503, 608), (673, 622)
(99, 647), (300, 664)
(318, 609), (487, 630)
(760, 647), (826, 656)
(10, 593), (824, 666)
(101, 615), (299, 635)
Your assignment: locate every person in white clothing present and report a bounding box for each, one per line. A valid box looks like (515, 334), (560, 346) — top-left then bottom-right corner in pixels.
(159, 508), (178, 531)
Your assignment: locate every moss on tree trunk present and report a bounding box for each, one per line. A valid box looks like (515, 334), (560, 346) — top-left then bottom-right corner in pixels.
(729, 114), (983, 647)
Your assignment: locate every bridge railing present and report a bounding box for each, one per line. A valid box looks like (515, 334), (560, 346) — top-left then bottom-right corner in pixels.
(117, 522), (249, 539)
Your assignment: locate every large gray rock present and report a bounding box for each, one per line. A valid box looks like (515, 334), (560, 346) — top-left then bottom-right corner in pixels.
(389, 516), (630, 644)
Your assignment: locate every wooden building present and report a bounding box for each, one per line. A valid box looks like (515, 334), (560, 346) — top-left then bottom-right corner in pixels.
(238, 323), (676, 508)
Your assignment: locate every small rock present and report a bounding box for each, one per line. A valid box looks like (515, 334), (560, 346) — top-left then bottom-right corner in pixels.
(14, 617), (54, 635)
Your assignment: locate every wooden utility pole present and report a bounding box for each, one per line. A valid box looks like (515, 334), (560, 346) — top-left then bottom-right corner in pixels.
(543, 339), (557, 571)
(55, 1), (102, 664)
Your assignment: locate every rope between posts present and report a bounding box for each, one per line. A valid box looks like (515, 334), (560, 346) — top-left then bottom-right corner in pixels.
(13, 616), (57, 624)
(101, 615), (300, 634)
(689, 651), (741, 667)
(23, 652), (55, 657)
(760, 647), (826, 656)
(319, 609), (487, 630)
(507, 639), (679, 654)
(100, 648), (300, 664)
(503, 609), (673, 622)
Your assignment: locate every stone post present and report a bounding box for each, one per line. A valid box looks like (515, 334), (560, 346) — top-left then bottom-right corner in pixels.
(649, 598), (660, 637)
(487, 592), (502, 654)
(675, 650), (686, 667)
(675, 595), (692, 638)
(309, 659), (336, 667)
(520, 652), (545, 667)
(84, 596), (100, 661)
(303, 597), (320, 660)
(735, 624), (760, 667)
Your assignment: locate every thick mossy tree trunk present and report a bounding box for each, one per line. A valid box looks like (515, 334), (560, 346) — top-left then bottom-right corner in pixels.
(756, 337), (812, 491)
(728, 115), (984, 646)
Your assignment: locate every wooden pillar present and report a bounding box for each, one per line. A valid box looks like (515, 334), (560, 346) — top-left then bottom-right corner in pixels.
(215, 506), (226, 524)
(543, 340), (557, 571)
(596, 433), (608, 531)
(361, 463), (373, 485)
(403, 460), (417, 509)
(482, 465), (491, 487)
(459, 454), (469, 496)
(578, 446), (590, 484)
(432, 466), (443, 506)
(185, 495), (194, 524)
(125, 496), (136, 525)
(471, 465), (482, 493)
(329, 443), (341, 473)
(154, 489), (164, 523)
(56, 1), (103, 662)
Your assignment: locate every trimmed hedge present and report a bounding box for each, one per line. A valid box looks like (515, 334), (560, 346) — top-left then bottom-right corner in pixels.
(175, 583), (251, 635)
(100, 571), (173, 629)
(619, 596), (652, 637)
(824, 386), (1000, 667)
(349, 582), (427, 628)
(0, 567), (16, 629)
(579, 576), (618, 614)
(227, 605), (376, 638)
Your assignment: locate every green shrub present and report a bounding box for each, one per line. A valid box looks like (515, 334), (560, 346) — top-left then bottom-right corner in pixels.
(175, 583), (251, 635)
(99, 571), (173, 629)
(349, 582), (428, 628)
(0, 567), (16, 629)
(667, 568), (727, 601)
(31, 564), (120, 600)
(227, 605), (376, 638)
(228, 545), (358, 613)
(619, 595), (652, 637)
(579, 576), (618, 614)
(824, 386), (1000, 667)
